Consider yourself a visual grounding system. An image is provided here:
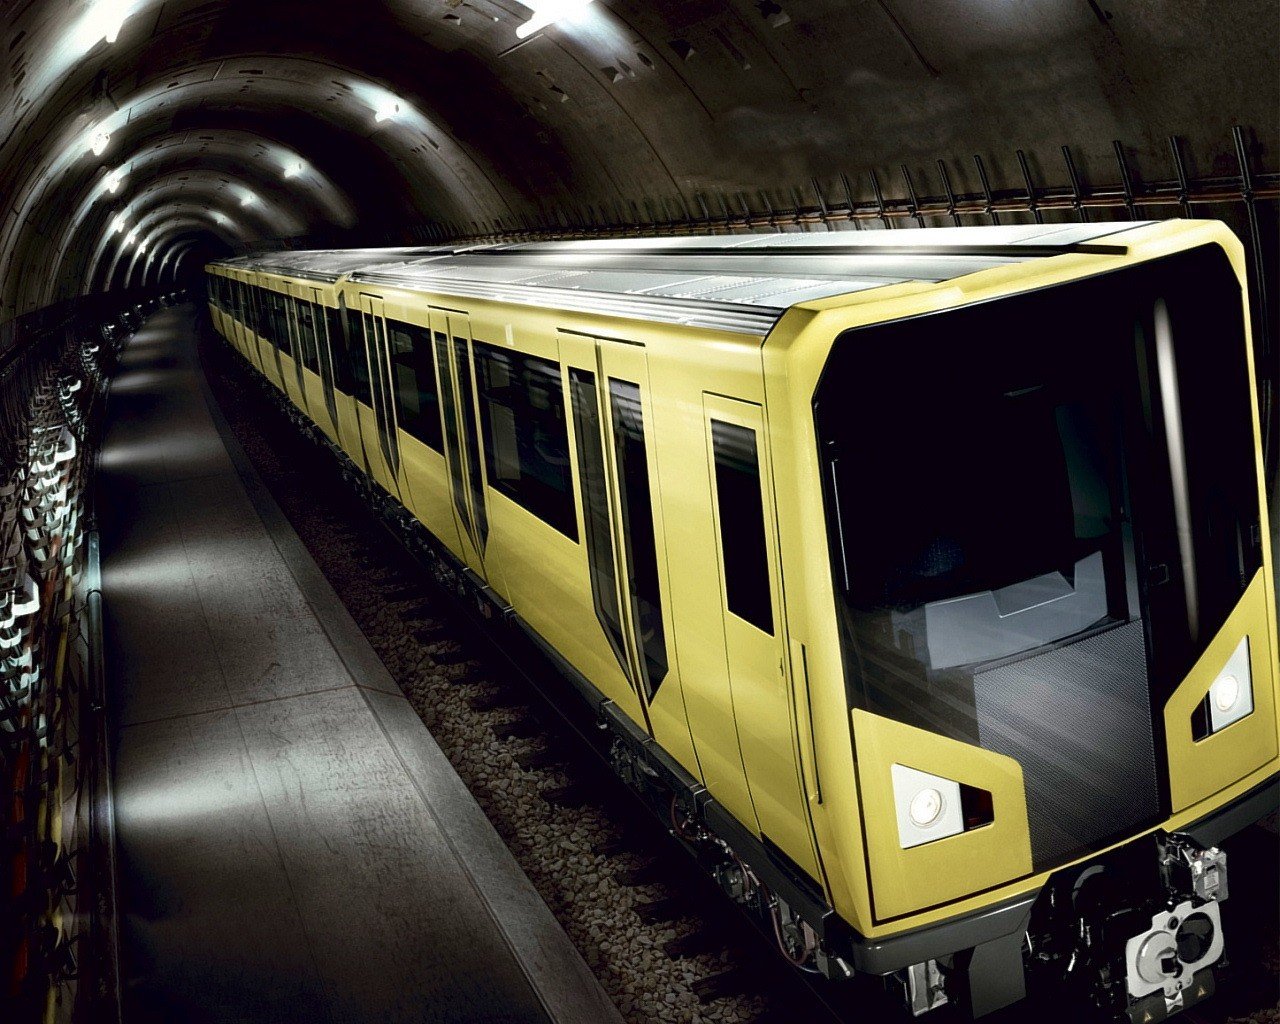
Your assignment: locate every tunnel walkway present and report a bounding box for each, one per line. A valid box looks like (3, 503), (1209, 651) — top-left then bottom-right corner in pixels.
(97, 305), (621, 1024)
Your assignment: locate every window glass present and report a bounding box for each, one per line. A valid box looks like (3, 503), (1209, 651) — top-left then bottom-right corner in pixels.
(453, 334), (489, 548)
(711, 420), (774, 634)
(271, 293), (292, 355)
(387, 321), (443, 452)
(345, 308), (371, 403)
(569, 368), (628, 679)
(435, 330), (471, 534)
(609, 378), (667, 696)
(475, 343), (576, 539)
(326, 306), (353, 393)
(294, 298), (319, 372)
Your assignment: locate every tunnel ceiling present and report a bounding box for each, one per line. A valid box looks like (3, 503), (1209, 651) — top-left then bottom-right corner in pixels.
(0, 0), (1276, 319)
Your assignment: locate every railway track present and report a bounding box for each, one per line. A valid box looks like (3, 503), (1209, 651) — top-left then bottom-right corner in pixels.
(195, 319), (1277, 1024)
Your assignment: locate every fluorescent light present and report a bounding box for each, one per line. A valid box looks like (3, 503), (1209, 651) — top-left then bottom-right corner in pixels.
(83, 0), (133, 46)
(283, 160), (305, 179)
(137, 241), (147, 253)
(90, 129), (112, 156)
(106, 168), (126, 193)
(240, 191), (256, 207)
(515, 0), (597, 38)
(111, 214), (128, 234)
(125, 229), (138, 244)
(374, 98), (401, 123)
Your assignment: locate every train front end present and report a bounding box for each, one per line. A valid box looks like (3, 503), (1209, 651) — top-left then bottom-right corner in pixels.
(808, 227), (1277, 1020)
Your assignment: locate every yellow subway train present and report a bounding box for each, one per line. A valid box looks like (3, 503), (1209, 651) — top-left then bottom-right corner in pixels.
(206, 220), (1277, 1022)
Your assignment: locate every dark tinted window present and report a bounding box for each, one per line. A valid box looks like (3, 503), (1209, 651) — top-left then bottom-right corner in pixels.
(294, 298), (319, 372)
(569, 368), (628, 679)
(609, 379), (667, 696)
(454, 335), (489, 548)
(435, 330), (470, 534)
(476, 343), (575, 539)
(345, 308), (371, 403)
(326, 305), (354, 393)
(387, 321), (443, 452)
(711, 420), (773, 633)
(270, 292), (292, 355)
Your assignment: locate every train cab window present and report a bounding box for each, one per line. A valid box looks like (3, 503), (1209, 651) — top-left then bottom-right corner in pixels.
(474, 344), (576, 540)
(609, 379), (668, 695)
(387, 321), (443, 452)
(294, 298), (320, 372)
(711, 420), (774, 634)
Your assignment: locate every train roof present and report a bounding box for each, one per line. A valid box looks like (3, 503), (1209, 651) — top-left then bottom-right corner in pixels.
(211, 223), (1153, 336)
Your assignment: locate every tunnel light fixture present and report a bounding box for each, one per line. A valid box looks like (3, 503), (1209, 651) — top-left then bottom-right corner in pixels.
(106, 168), (126, 193)
(373, 97), (402, 123)
(515, 0), (597, 38)
(90, 130), (112, 157)
(283, 160), (306, 179)
(137, 241), (147, 254)
(111, 213), (128, 234)
(240, 191), (257, 207)
(125, 229), (138, 245)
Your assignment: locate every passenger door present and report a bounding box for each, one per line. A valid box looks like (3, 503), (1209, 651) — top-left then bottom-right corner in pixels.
(702, 394), (820, 878)
(560, 333), (680, 738)
(429, 308), (488, 576)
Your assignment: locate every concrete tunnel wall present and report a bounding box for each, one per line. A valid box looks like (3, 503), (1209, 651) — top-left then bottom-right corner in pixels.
(0, 0), (1275, 323)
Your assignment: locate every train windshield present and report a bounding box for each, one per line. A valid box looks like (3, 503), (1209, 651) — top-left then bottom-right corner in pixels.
(816, 244), (1263, 740)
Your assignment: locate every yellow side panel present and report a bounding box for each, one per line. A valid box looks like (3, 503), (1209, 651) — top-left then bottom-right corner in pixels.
(398, 433), (462, 558)
(277, 351), (305, 413)
(300, 367), (338, 444)
(333, 393), (367, 473)
(852, 709), (1032, 922)
(1164, 572), (1278, 810)
(355, 401), (397, 496)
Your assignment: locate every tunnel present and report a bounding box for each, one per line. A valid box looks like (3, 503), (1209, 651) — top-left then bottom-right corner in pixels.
(1, 3), (1277, 1023)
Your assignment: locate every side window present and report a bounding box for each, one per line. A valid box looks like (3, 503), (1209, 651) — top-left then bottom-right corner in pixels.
(294, 298), (319, 371)
(327, 306), (354, 393)
(710, 420), (774, 634)
(345, 308), (371, 403)
(475, 343), (576, 540)
(569, 368), (628, 676)
(609, 379), (668, 695)
(272, 293), (292, 355)
(387, 320), (443, 452)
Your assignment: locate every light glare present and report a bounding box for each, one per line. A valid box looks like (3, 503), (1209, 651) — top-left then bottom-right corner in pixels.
(516, 0), (597, 37)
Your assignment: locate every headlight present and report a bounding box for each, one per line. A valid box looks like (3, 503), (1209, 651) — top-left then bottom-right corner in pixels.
(892, 765), (964, 848)
(1203, 636), (1253, 735)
